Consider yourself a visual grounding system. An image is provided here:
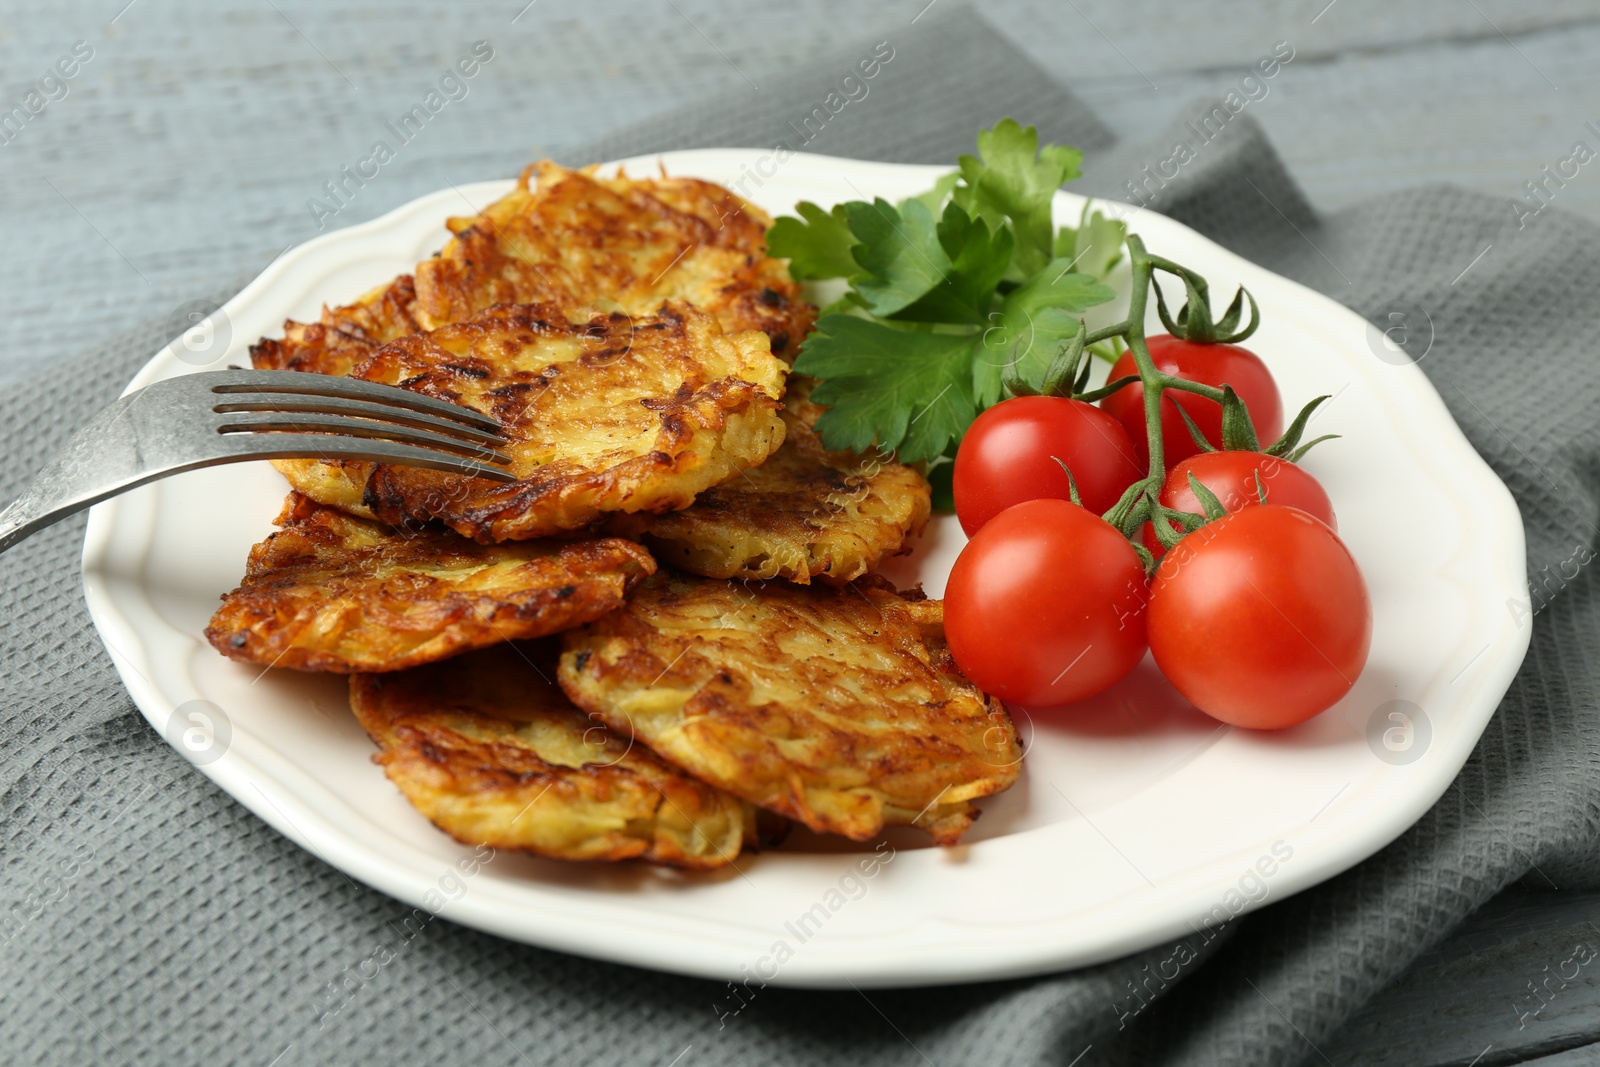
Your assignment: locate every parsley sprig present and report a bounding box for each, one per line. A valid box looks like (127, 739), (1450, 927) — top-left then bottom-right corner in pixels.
(768, 119), (1126, 464)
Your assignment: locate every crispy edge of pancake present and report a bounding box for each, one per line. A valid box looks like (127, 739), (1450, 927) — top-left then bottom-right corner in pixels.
(350, 644), (758, 868)
(250, 273), (420, 377)
(205, 493), (656, 673)
(557, 572), (1020, 845)
(255, 274), (422, 500)
(352, 301), (788, 541)
(594, 165), (816, 359)
(266, 458), (374, 518)
(414, 162), (814, 360)
(612, 377), (931, 584)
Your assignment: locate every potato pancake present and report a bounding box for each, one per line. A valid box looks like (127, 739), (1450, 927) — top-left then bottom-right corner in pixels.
(252, 162), (813, 509)
(251, 273), (421, 378)
(351, 643), (758, 868)
(251, 161), (812, 383)
(558, 572), (1020, 845)
(414, 162), (814, 361)
(337, 301), (787, 540)
(613, 377), (930, 584)
(206, 493), (655, 673)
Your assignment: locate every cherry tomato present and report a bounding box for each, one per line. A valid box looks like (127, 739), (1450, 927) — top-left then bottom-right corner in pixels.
(1142, 450), (1337, 556)
(945, 498), (1148, 706)
(1101, 336), (1284, 470)
(1148, 505), (1370, 729)
(953, 396), (1143, 535)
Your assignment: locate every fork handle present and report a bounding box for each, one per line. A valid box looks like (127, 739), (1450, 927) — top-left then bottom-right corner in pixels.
(0, 494), (67, 554)
(0, 392), (158, 555)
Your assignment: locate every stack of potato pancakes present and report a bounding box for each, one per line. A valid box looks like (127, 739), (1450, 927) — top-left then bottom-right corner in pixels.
(207, 163), (1022, 870)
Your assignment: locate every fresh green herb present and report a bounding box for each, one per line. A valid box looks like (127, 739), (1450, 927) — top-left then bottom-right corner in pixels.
(769, 118), (1125, 463)
(765, 202), (856, 282)
(1057, 202), (1129, 282)
(974, 264), (1115, 408)
(926, 455), (956, 513)
(798, 316), (977, 463)
(952, 119), (1083, 280)
(846, 199), (1010, 322)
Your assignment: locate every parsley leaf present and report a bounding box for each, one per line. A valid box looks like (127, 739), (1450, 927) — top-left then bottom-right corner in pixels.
(924, 203), (1014, 323)
(899, 171), (959, 217)
(768, 119), (1118, 468)
(794, 315), (977, 462)
(845, 198), (948, 317)
(972, 264), (1115, 406)
(1054, 204), (1127, 280)
(926, 458), (956, 512)
(954, 118), (1082, 278)
(844, 199), (1012, 324)
(766, 201), (858, 281)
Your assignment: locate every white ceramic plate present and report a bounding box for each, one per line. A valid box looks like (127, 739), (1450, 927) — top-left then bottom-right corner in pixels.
(81, 150), (1528, 988)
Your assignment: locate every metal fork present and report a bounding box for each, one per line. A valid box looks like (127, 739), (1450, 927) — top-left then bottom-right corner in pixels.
(0, 368), (514, 554)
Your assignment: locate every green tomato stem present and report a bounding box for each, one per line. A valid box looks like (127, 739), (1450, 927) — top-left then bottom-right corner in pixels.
(1119, 236), (1170, 488)
(1158, 377), (1227, 403)
(1082, 235), (1257, 567)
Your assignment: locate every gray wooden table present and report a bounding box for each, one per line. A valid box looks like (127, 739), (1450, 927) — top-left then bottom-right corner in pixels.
(3, 1), (1598, 1062)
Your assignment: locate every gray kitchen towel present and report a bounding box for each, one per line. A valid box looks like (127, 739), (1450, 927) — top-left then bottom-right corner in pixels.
(2, 6), (1596, 1065)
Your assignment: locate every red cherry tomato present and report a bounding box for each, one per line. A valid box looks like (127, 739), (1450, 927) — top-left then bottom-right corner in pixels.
(1148, 505), (1370, 729)
(945, 498), (1149, 706)
(952, 396), (1142, 536)
(1142, 450), (1337, 556)
(1101, 335), (1284, 470)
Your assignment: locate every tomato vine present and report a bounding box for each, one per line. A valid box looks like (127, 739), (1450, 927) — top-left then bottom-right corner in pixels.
(1002, 232), (1333, 569)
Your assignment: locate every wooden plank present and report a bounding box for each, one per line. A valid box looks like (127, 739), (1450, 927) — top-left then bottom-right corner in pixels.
(0, 0), (904, 382)
(987, 0), (1600, 75)
(5, 1), (1600, 386)
(1064, 20), (1600, 220)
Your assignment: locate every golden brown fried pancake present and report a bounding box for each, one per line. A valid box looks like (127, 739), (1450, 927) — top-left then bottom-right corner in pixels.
(254, 163), (814, 508)
(251, 274), (421, 378)
(206, 493), (655, 673)
(558, 572), (1020, 845)
(414, 162), (814, 360)
(351, 643), (758, 867)
(613, 377), (931, 584)
(325, 301), (787, 541)
(252, 162), (812, 383)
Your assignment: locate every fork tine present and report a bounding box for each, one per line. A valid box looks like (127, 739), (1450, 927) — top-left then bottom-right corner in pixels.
(207, 369), (503, 433)
(215, 411), (514, 466)
(0, 373), (523, 557)
(212, 433), (518, 482)
(212, 393), (506, 447)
